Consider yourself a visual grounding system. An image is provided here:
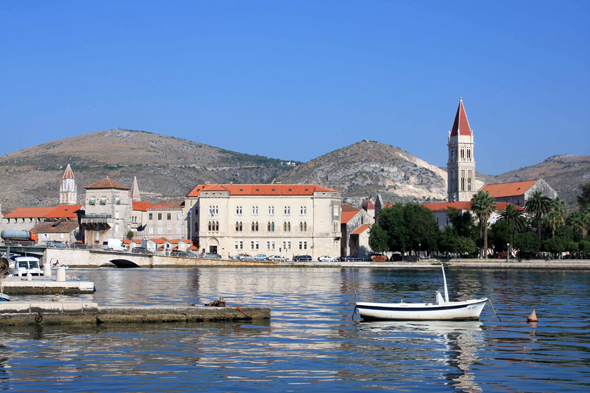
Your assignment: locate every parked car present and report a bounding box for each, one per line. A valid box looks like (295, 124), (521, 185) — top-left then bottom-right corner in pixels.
(345, 256), (362, 262)
(293, 255), (312, 262)
(236, 253), (255, 261)
(254, 254), (267, 261)
(201, 252), (222, 259)
(318, 255), (336, 262)
(171, 250), (197, 258)
(267, 255), (287, 261)
(46, 241), (68, 248)
(132, 247), (153, 255)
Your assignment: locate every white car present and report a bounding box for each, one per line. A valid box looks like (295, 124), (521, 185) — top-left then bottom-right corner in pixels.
(267, 255), (287, 261)
(318, 255), (337, 262)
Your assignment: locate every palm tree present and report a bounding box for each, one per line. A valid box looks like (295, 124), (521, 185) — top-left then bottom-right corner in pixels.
(525, 191), (552, 249)
(470, 191), (496, 258)
(567, 211), (585, 235)
(545, 197), (568, 238)
(499, 204), (526, 245)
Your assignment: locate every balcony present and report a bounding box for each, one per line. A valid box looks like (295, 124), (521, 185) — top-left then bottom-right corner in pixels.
(81, 214), (112, 230)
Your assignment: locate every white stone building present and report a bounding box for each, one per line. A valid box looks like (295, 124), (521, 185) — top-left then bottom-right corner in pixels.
(447, 98), (477, 202)
(185, 184), (342, 259)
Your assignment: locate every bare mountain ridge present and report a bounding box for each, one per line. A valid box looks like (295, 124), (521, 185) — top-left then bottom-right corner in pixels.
(0, 129), (297, 210)
(275, 140), (487, 206)
(0, 130), (586, 211)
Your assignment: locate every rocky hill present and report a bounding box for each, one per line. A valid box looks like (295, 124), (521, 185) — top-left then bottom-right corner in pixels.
(1, 130), (586, 212)
(0, 129), (297, 210)
(485, 154), (590, 210)
(274, 140), (487, 206)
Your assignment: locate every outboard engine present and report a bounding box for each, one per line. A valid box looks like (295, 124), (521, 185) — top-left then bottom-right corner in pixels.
(0, 255), (13, 277)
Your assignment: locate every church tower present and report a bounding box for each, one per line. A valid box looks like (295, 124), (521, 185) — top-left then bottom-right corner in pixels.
(59, 164), (78, 205)
(447, 98), (476, 202)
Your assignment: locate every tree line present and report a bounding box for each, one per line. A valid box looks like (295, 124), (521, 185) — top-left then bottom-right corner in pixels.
(369, 182), (590, 260)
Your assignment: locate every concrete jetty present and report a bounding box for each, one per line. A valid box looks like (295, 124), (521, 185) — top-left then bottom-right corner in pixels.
(1, 276), (95, 295)
(0, 301), (270, 326)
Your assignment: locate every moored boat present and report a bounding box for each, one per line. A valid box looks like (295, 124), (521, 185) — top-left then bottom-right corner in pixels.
(356, 265), (487, 321)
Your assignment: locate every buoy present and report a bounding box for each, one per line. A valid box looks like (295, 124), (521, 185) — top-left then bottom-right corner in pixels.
(527, 309), (538, 322)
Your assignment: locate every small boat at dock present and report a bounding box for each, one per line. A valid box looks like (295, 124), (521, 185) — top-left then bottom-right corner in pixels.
(355, 265), (487, 321)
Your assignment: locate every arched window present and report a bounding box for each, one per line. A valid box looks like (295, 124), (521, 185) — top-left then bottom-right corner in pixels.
(215, 221), (219, 231)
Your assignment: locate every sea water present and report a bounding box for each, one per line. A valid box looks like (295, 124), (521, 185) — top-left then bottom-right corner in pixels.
(1, 267), (589, 392)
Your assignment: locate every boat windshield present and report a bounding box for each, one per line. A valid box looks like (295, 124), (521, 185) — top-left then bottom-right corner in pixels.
(18, 261), (28, 269)
(29, 261), (40, 269)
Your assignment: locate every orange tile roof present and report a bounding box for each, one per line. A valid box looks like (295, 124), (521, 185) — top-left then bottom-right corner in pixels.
(351, 224), (371, 235)
(481, 181), (537, 198)
(133, 201), (152, 211)
(450, 98), (473, 137)
(150, 238), (167, 244)
(85, 178), (130, 190)
(341, 209), (360, 223)
(45, 204), (83, 219)
(186, 184), (339, 197)
(33, 221), (79, 234)
(4, 207), (56, 219)
(149, 201), (184, 210)
(421, 202), (525, 212)
(341, 204), (359, 212)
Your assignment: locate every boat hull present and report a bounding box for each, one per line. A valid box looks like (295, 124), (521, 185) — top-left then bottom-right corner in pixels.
(356, 298), (488, 321)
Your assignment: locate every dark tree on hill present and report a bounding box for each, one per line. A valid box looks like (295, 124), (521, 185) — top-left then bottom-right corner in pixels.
(578, 182), (590, 210)
(525, 191), (552, 250)
(471, 191), (496, 258)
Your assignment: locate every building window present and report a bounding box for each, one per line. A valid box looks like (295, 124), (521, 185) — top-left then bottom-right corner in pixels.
(283, 222), (291, 231)
(268, 206), (274, 215)
(115, 198), (121, 205)
(300, 206), (307, 215)
(299, 241), (308, 250)
(149, 227), (154, 235)
(89, 198), (96, 205)
(149, 213), (153, 220)
(300, 222), (307, 231)
(208, 221), (219, 231)
(100, 198), (107, 205)
(176, 228), (181, 235)
(284, 206), (290, 215)
(251, 221), (259, 231)
(235, 222), (243, 231)
(334, 222), (338, 232)
(236, 206), (242, 215)
(158, 213), (162, 220)
(167, 228), (172, 235)
(333, 206), (339, 217)
(177, 213), (182, 220)
(209, 206), (218, 216)
(167, 213), (171, 220)
(252, 206), (258, 215)
(268, 222), (275, 231)
(157, 228), (163, 235)
(251, 241), (259, 250)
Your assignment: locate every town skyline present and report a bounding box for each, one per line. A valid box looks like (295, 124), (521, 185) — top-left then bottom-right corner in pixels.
(2, 1), (589, 175)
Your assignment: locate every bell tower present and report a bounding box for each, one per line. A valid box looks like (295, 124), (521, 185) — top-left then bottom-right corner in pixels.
(60, 164), (78, 205)
(447, 98), (476, 202)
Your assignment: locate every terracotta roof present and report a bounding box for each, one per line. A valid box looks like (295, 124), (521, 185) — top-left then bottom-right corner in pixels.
(149, 238), (167, 244)
(421, 202), (526, 212)
(351, 224), (371, 235)
(148, 201), (184, 210)
(4, 207), (56, 219)
(341, 209), (360, 224)
(450, 98), (472, 137)
(45, 204), (83, 219)
(341, 204), (359, 212)
(183, 240), (191, 244)
(133, 201), (152, 212)
(481, 181), (537, 198)
(33, 221), (79, 234)
(186, 184), (339, 197)
(63, 164), (75, 179)
(362, 200), (375, 209)
(85, 178), (130, 190)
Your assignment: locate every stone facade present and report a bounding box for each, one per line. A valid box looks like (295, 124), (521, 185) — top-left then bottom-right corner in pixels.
(447, 98), (476, 202)
(185, 184), (341, 259)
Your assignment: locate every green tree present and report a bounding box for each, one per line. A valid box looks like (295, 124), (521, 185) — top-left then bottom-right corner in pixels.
(499, 204), (526, 245)
(489, 219), (511, 253)
(470, 191), (496, 258)
(445, 207), (477, 239)
(457, 236), (477, 256)
(404, 203), (440, 254)
(368, 224), (389, 254)
(525, 191), (552, 250)
(544, 197), (568, 238)
(378, 203), (409, 253)
(567, 211), (585, 236)
(577, 182), (590, 210)
(514, 232), (539, 259)
(439, 227), (459, 256)
(126, 231), (134, 240)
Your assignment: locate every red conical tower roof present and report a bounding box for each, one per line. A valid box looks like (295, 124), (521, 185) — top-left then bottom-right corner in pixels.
(62, 164), (75, 179)
(450, 98), (472, 137)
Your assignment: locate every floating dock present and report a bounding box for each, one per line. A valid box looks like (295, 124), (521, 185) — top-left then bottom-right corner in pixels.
(0, 302), (271, 325)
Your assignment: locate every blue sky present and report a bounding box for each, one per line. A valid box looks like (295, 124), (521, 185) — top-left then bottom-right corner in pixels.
(1, 0), (588, 175)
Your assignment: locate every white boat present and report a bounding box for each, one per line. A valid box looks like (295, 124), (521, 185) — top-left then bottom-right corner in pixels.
(356, 265), (487, 321)
(2, 254), (44, 277)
